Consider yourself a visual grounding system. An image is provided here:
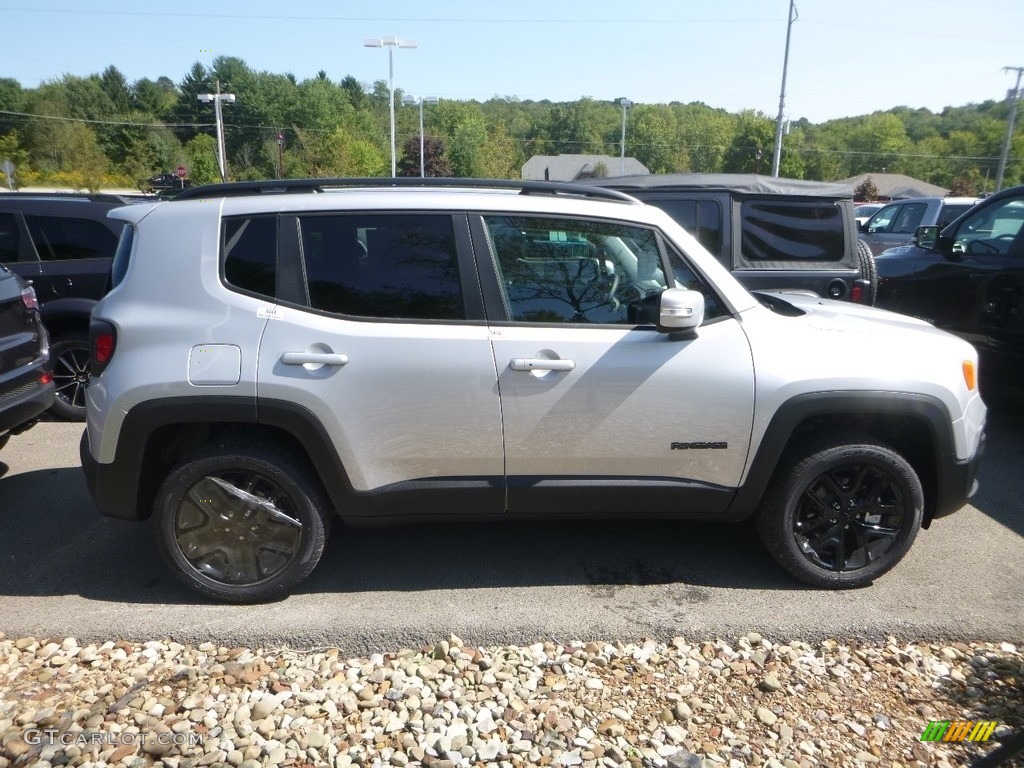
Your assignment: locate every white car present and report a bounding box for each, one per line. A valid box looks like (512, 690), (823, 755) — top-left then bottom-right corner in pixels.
(80, 178), (986, 602)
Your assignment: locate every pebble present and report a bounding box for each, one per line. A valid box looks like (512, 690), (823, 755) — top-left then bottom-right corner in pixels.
(0, 635), (1018, 768)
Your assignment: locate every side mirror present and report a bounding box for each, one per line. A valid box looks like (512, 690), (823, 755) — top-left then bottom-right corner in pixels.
(914, 224), (939, 250)
(658, 288), (705, 334)
(858, 220), (867, 233)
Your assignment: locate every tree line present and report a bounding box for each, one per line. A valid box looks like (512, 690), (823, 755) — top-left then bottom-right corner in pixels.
(0, 56), (1020, 194)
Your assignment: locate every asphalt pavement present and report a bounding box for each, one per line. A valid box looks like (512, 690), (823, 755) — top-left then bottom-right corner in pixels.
(0, 394), (1021, 654)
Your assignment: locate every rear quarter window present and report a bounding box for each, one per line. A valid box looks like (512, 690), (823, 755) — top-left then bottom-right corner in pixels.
(740, 201), (845, 262)
(108, 224), (135, 290)
(223, 216), (278, 299)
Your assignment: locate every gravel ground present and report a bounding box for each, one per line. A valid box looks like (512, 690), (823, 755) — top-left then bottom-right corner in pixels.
(1, 633), (1021, 768)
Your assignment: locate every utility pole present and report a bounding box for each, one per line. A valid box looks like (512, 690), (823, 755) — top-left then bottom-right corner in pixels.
(198, 82), (236, 183)
(996, 66), (1024, 192)
(618, 98), (632, 175)
(771, 0), (797, 178)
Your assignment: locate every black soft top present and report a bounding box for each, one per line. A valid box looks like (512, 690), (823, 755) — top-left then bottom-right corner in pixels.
(587, 173), (854, 199)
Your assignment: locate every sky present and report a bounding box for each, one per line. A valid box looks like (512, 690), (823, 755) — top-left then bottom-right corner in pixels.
(3, 0), (1024, 124)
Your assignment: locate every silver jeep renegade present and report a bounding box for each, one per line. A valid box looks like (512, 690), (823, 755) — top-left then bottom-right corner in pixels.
(80, 179), (986, 603)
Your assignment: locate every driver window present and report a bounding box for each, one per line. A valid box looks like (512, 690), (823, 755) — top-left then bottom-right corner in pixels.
(484, 215), (670, 325)
(954, 197), (1024, 257)
(866, 205), (898, 234)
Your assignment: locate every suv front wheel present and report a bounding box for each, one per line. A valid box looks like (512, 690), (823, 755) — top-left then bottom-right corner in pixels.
(757, 434), (923, 588)
(153, 442), (331, 603)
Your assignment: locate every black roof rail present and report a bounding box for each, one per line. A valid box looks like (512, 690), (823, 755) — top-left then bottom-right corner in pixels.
(172, 177), (640, 204)
(0, 191), (138, 204)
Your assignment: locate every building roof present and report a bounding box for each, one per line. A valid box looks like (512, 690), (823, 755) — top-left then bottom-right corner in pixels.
(522, 154), (650, 181)
(836, 173), (948, 199)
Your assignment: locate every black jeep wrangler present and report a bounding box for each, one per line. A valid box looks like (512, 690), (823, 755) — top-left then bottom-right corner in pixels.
(587, 173), (876, 304)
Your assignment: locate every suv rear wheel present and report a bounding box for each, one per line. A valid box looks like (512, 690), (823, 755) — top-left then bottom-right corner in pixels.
(50, 332), (91, 421)
(756, 434), (923, 588)
(153, 442), (331, 603)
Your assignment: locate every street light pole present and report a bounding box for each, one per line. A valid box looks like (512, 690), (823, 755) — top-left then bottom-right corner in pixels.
(771, 0), (797, 178)
(365, 36), (417, 177)
(403, 95), (439, 177)
(197, 82), (236, 183)
(618, 98), (632, 175)
(996, 66), (1024, 192)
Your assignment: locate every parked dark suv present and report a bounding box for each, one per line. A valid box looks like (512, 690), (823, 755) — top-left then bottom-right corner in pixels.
(0, 263), (53, 451)
(586, 174), (876, 304)
(0, 193), (128, 419)
(875, 184), (1024, 390)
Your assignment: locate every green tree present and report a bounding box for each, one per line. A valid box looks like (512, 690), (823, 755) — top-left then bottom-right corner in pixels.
(183, 133), (220, 185)
(0, 131), (29, 187)
(476, 123), (522, 179)
(722, 110), (774, 173)
(628, 105), (680, 173)
(449, 118), (487, 176)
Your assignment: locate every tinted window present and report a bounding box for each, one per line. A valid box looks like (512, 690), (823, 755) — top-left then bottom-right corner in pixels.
(0, 213), (19, 262)
(740, 202), (845, 262)
(642, 199), (723, 259)
(109, 224), (134, 290)
(939, 203), (973, 229)
(892, 203), (926, 234)
(954, 197), (1024, 258)
(485, 215), (724, 325)
(24, 215), (117, 261)
(299, 214), (464, 320)
(223, 216), (278, 298)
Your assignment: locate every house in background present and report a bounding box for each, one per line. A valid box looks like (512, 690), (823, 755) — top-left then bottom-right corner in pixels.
(837, 173), (948, 200)
(522, 154), (650, 181)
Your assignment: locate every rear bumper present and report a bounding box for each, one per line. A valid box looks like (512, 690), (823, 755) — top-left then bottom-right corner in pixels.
(0, 366), (54, 437)
(79, 427), (142, 521)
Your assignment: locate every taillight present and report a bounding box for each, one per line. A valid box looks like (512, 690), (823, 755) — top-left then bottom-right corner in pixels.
(850, 284), (863, 303)
(20, 286), (38, 310)
(94, 334), (115, 364)
(89, 319), (117, 376)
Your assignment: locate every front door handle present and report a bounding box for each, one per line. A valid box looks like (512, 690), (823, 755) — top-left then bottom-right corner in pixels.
(509, 357), (575, 372)
(281, 352), (349, 366)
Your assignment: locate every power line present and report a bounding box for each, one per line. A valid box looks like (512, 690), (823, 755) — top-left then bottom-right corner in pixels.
(0, 109), (213, 129)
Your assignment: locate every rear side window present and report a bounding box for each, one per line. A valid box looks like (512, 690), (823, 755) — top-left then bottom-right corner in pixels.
(891, 202), (926, 234)
(298, 213), (464, 321)
(24, 215), (118, 261)
(223, 216), (278, 299)
(0, 213), (19, 262)
(109, 224), (134, 290)
(642, 199), (723, 259)
(740, 202), (844, 262)
(939, 204), (973, 229)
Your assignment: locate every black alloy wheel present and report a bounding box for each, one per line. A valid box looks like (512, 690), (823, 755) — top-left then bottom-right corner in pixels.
(50, 333), (91, 421)
(757, 434), (924, 588)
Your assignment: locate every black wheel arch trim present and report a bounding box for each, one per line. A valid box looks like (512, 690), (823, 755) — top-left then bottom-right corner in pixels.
(726, 391), (977, 523)
(39, 297), (98, 327)
(82, 396), (355, 522)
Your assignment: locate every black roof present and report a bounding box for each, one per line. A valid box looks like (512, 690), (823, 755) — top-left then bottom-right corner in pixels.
(586, 173), (854, 199)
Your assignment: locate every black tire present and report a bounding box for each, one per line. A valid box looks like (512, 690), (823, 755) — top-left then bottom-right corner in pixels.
(756, 434), (923, 589)
(153, 442), (331, 603)
(856, 239), (878, 306)
(50, 332), (91, 421)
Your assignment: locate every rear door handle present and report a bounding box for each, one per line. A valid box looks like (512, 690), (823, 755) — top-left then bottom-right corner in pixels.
(281, 352), (349, 366)
(509, 357), (575, 372)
